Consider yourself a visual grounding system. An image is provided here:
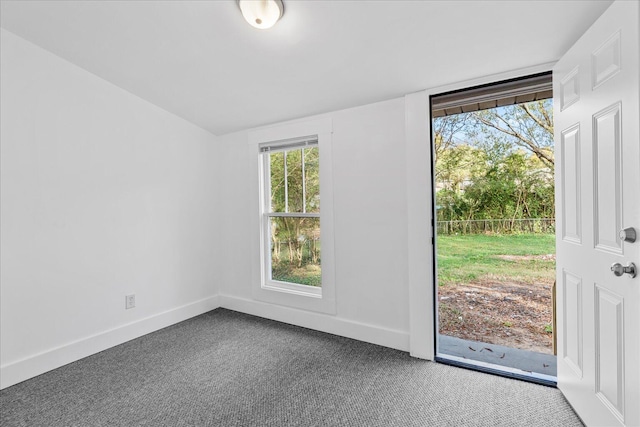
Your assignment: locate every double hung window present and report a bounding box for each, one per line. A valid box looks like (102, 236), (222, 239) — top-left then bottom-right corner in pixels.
(260, 137), (321, 296)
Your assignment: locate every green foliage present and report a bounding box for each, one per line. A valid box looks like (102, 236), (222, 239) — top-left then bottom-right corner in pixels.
(270, 147), (319, 213)
(272, 261), (321, 287)
(544, 323), (553, 333)
(434, 99), (555, 227)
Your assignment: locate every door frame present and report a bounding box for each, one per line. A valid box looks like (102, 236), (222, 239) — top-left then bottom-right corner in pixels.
(406, 62), (557, 360)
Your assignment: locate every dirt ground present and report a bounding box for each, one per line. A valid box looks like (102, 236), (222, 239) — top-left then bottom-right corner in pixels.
(438, 255), (555, 354)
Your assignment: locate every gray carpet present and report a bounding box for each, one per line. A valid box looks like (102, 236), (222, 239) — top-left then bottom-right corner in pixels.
(0, 308), (582, 426)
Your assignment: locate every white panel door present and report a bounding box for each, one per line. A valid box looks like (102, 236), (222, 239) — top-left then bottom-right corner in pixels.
(554, 1), (639, 426)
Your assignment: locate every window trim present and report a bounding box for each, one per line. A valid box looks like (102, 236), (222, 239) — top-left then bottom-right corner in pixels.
(248, 118), (336, 314)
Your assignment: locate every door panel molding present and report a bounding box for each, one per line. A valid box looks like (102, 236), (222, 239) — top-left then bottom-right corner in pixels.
(562, 270), (583, 377)
(560, 66), (581, 111)
(593, 102), (622, 254)
(560, 124), (582, 243)
(594, 284), (625, 423)
(592, 30), (622, 90)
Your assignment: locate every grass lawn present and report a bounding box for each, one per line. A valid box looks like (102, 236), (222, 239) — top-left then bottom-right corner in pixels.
(436, 233), (556, 286)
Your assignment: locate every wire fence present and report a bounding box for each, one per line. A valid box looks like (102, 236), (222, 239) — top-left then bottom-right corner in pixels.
(437, 218), (555, 235)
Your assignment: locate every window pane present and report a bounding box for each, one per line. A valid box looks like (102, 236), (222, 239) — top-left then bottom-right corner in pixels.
(285, 149), (304, 213)
(304, 147), (320, 213)
(270, 151), (286, 212)
(270, 216), (321, 287)
(269, 147), (320, 214)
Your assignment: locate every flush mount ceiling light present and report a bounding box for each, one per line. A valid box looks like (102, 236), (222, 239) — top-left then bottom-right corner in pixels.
(238, 0), (284, 30)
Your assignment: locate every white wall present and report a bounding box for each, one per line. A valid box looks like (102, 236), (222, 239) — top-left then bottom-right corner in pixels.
(217, 98), (411, 349)
(0, 29), (220, 388)
(0, 25), (562, 390)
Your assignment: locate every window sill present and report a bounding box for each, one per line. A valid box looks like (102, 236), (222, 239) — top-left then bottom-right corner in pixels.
(262, 280), (322, 298)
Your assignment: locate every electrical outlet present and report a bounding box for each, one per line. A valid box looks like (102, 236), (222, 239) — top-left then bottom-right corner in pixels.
(125, 294), (135, 309)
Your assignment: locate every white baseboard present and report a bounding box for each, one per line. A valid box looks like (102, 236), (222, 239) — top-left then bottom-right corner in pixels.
(0, 295), (221, 390)
(2, 294), (410, 390)
(219, 294), (410, 352)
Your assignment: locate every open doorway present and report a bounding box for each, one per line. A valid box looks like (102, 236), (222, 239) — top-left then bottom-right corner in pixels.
(431, 72), (557, 385)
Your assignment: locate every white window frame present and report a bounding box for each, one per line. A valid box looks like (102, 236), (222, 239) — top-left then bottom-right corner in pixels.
(260, 138), (321, 297)
(249, 118), (336, 314)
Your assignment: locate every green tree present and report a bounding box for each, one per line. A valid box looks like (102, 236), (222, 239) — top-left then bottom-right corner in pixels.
(434, 99), (555, 232)
(470, 99), (554, 169)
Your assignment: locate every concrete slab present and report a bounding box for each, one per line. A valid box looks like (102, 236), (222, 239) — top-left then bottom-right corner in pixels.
(438, 335), (556, 377)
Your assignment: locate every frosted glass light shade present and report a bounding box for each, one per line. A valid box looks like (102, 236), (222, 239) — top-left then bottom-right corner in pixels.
(238, 0), (284, 30)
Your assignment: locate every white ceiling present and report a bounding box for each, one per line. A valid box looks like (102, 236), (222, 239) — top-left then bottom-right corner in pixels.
(0, 0), (613, 136)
